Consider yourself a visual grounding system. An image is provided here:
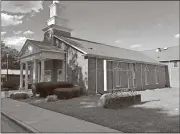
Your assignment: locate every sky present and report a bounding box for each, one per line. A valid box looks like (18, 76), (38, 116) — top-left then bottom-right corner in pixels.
(1, 1), (179, 51)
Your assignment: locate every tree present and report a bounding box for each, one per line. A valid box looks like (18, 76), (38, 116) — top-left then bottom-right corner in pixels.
(1, 41), (20, 69)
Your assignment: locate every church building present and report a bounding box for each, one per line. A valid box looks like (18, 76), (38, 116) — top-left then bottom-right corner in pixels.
(19, 1), (170, 94)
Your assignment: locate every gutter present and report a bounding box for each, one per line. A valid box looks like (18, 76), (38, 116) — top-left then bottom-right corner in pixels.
(85, 54), (165, 66)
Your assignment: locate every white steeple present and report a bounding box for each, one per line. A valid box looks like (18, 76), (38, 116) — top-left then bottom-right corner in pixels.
(43, 1), (72, 40)
(47, 1), (68, 27)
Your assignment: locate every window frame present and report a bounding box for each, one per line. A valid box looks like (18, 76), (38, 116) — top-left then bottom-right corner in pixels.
(173, 61), (178, 68)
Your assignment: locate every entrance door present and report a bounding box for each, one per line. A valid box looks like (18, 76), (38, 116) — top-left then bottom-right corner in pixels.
(44, 70), (51, 82)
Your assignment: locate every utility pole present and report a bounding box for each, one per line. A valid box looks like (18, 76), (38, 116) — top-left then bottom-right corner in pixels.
(6, 54), (9, 81)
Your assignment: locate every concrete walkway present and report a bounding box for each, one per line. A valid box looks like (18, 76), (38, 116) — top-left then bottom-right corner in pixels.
(1, 98), (120, 133)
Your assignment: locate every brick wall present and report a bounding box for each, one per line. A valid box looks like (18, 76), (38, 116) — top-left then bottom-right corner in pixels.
(67, 47), (88, 91)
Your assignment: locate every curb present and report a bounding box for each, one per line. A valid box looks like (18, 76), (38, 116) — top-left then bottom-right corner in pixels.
(1, 111), (40, 133)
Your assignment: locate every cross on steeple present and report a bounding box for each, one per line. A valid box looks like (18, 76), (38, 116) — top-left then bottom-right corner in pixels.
(53, 1), (59, 4)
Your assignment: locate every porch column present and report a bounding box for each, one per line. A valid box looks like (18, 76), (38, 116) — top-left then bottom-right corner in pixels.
(25, 62), (28, 91)
(41, 59), (45, 82)
(33, 60), (38, 83)
(20, 62), (24, 90)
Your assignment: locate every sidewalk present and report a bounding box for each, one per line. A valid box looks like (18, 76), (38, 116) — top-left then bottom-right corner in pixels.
(1, 98), (120, 133)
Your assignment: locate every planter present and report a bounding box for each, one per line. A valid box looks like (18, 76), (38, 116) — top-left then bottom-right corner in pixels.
(101, 94), (141, 109)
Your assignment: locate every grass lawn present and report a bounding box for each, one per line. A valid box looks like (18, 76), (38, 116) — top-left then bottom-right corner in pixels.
(20, 87), (179, 133)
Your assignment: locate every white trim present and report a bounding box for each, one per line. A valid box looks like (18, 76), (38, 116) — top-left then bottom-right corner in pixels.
(103, 60), (107, 91)
(169, 61), (172, 87)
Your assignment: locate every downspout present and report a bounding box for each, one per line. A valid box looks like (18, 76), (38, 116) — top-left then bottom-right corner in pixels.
(103, 60), (107, 92)
(169, 61), (172, 87)
(95, 58), (97, 94)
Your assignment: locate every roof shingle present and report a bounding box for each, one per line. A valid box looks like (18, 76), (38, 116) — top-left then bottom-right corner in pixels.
(57, 36), (163, 65)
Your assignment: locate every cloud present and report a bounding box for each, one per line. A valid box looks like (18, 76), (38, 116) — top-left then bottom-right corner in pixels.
(1, 32), (7, 36)
(1, 13), (24, 26)
(4, 36), (27, 46)
(13, 31), (22, 35)
(115, 40), (121, 43)
(23, 30), (34, 35)
(175, 34), (179, 38)
(1, 1), (43, 14)
(130, 44), (143, 51)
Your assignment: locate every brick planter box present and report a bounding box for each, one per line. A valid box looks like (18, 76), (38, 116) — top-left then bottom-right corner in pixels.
(102, 94), (141, 109)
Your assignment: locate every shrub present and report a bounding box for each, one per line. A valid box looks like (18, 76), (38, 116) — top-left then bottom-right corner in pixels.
(10, 92), (30, 100)
(1, 81), (19, 90)
(31, 81), (74, 97)
(54, 86), (82, 99)
(45, 95), (58, 102)
(100, 92), (141, 108)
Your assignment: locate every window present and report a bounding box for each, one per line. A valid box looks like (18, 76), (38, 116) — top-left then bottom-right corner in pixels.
(115, 62), (122, 87)
(174, 61), (178, 68)
(155, 66), (159, 84)
(145, 65), (148, 85)
(132, 63), (136, 87)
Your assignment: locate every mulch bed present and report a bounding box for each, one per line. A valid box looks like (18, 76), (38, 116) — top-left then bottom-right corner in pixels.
(20, 95), (179, 133)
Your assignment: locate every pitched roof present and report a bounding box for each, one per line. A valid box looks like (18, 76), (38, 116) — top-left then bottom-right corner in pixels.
(142, 46), (179, 61)
(56, 36), (163, 65)
(27, 39), (60, 52)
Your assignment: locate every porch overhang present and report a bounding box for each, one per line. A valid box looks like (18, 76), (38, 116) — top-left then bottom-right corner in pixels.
(19, 49), (66, 63)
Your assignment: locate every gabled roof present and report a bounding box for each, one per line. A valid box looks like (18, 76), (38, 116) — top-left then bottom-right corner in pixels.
(19, 39), (65, 57)
(142, 46), (179, 62)
(26, 39), (61, 51)
(55, 35), (164, 65)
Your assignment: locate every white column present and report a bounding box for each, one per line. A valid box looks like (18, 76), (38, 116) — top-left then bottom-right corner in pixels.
(103, 60), (107, 91)
(41, 59), (45, 82)
(25, 62), (28, 91)
(33, 60), (38, 83)
(20, 62), (24, 90)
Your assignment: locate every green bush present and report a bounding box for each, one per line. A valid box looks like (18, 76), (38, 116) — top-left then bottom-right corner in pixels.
(54, 86), (81, 99)
(1, 81), (18, 90)
(100, 92), (141, 108)
(31, 81), (74, 97)
(10, 92), (30, 100)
